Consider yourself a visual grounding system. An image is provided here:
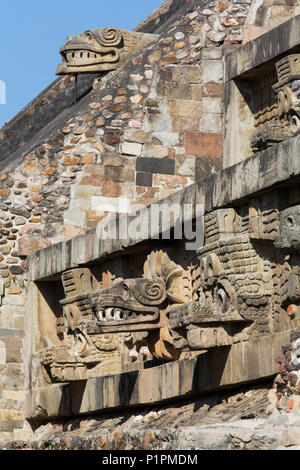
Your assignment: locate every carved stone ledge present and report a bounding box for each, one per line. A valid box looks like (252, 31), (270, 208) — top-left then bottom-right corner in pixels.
(26, 330), (291, 421)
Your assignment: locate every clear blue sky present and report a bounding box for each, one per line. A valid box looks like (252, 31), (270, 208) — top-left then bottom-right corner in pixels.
(0, 0), (163, 128)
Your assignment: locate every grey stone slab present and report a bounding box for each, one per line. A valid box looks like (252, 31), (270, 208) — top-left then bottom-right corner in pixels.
(136, 157), (175, 175)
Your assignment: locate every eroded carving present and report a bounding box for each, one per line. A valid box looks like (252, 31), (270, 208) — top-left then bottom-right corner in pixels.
(38, 199), (300, 383)
(251, 54), (300, 152)
(274, 205), (300, 251)
(56, 27), (157, 75)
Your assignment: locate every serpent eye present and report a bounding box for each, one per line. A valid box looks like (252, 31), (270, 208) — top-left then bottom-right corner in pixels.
(214, 280), (235, 315)
(216, 288), (230, 313)
(122, 284), (130, 300)
(217, 288), (227, 304)
(85, 31), (93, 41)
(286, 215), (296, 228)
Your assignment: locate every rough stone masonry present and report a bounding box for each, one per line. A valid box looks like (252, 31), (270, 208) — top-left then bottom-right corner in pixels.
(2, 0), (300, 450)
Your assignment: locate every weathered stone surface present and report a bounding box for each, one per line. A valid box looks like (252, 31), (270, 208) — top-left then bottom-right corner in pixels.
(169, 100), (202, 118)
(185, 132), (223, 157)
(136, 157), (175, 175)
(136, 172), (153, 187)
(18, 238), (51, 257)
(121, 142), (142, 156)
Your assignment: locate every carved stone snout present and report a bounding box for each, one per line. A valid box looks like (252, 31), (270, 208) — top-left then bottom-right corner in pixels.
(56, 27), (158, 75)
(87, 278), (167, 333)
(274, 206), (300, 251)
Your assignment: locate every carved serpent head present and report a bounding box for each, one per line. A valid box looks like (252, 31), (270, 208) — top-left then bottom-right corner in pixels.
(56, 27), (157, 75)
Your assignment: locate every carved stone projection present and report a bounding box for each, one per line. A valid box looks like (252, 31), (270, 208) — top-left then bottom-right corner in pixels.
(251, 54), (300, 152)
(38, 196), (300, 383)
(56, 27), (157, 75)
(274, 205), (300, 251)
(39, 251), (192, 381)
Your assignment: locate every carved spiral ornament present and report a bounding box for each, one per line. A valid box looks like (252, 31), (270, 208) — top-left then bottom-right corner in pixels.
(132, 280), (166, 306)
(98, 28), (122, 47)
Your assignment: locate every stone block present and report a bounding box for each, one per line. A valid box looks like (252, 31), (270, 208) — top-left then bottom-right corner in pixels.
(165, 83), (192, 100)
(201, 47), (223, 60)
(13, 316), (25, 330)
(0, 308), (14, 330)
(2, 295), (25, 306)
(202, 82), (224, 97)
(101, 181), (135, 198)
(136, 157), (175, 175)
(178, 427), (230, 450)
(121, 142), (142, 156)
(102, 155), (123, 167)
(67, 198), (92, 211)
(169, 100), (202, 118)
(2, 364), (25, 391)
(142, 144), (169, 158)
(202, 97), (222, 114)
(153, 174), (188, 189)
(70, 185), (101, 199)
(191, 84), (202, 101)
(172, 117), (200, 133)
(18, 238), (51, 256)
(243, 26), (268, 44)
(144, 114), (173, 133)
(135, 187), (159, 199)
(136, 172), (153, 187)
(78, 173), (104, 186)
(0, 338), (23, 363)
(123, 130), (152, 144)
(200, 113), (223, 133)
(104, 166), (135, 183)
(202, 60), (223, 84)
(3, 390), (25, 401)
(0, 420), (24, 432)
(152, 132), (180, 147)
(171, 66), (202, 84)
(185, 132), (223, 157)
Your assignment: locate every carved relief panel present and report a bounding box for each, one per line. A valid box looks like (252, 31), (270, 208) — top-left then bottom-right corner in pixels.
(37, 190), (300, 384)
(251, 54), (300, 152)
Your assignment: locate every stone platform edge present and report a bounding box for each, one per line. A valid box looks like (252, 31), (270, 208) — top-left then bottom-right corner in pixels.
(26, 330), (290, 421)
